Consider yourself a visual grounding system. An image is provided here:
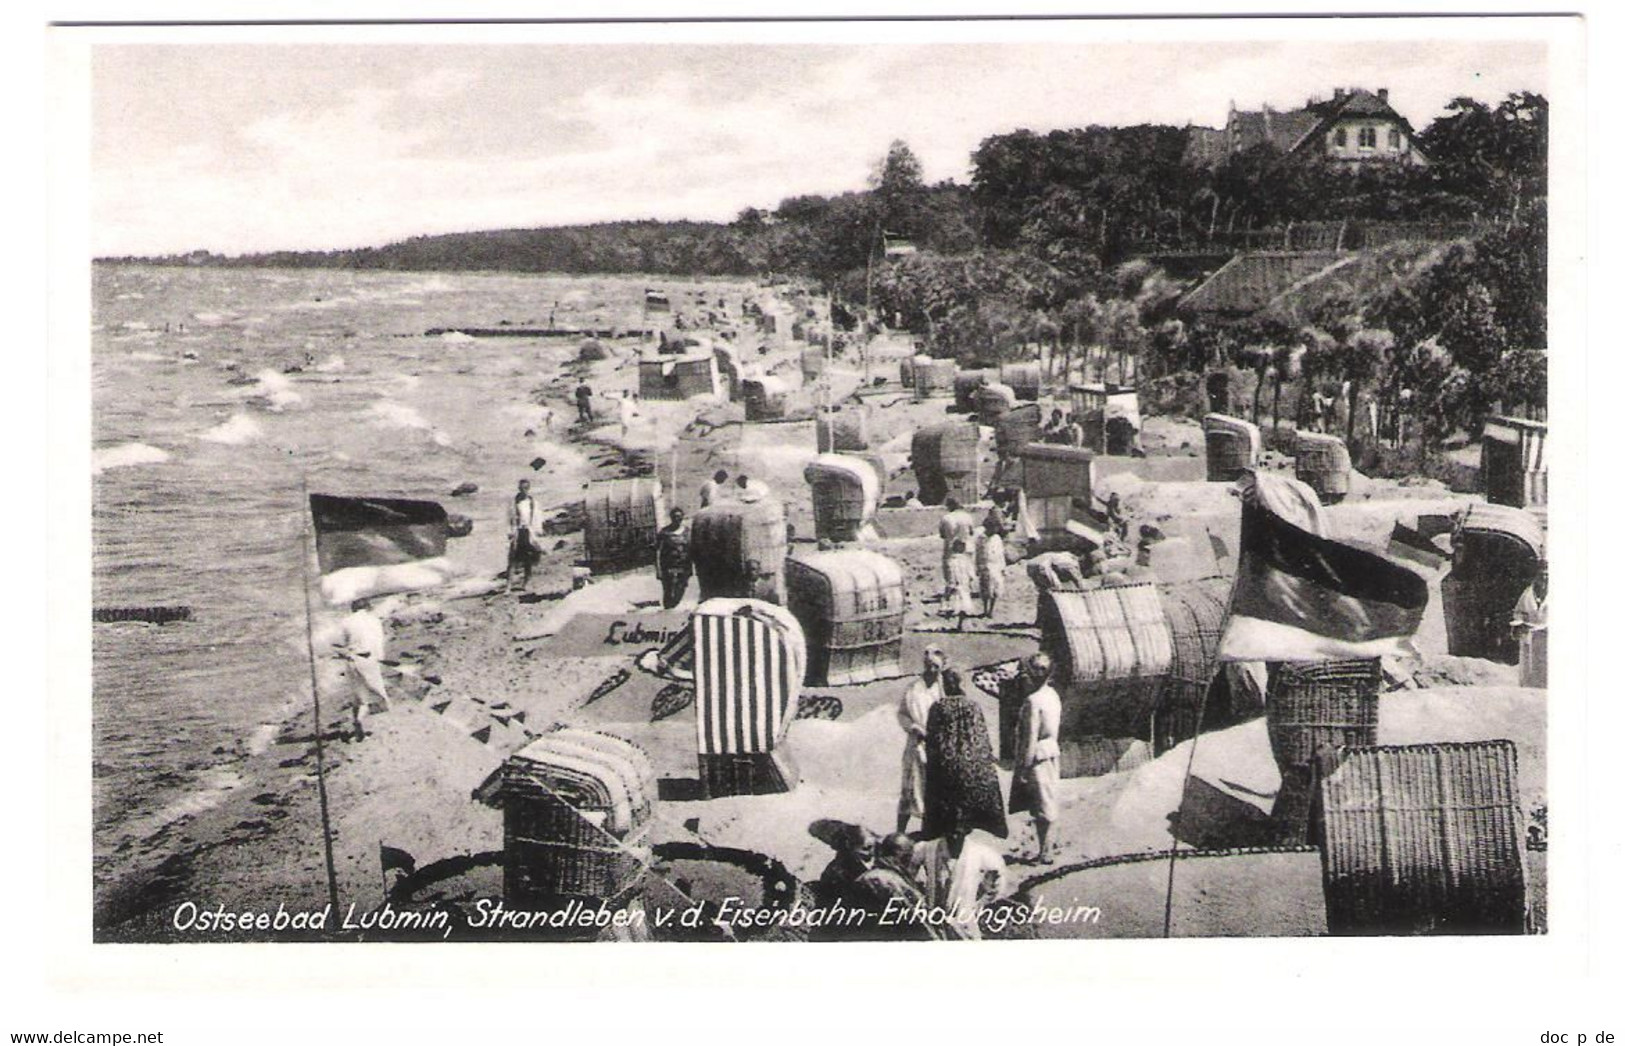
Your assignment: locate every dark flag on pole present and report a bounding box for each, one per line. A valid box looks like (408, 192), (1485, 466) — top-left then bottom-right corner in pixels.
(1219, 474), (1429, 662)
(379, 843), (417, 879)
(309, 494), (455, 604)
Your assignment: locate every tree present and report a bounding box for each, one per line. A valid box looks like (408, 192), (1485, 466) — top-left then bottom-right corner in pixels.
(871, 140), (926, 239)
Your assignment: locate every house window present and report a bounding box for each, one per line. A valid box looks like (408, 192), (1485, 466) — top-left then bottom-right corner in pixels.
(1334, 127), (1347, 148)
(1358, 126), (1377, 149)
(1389, 128), (1402, 149)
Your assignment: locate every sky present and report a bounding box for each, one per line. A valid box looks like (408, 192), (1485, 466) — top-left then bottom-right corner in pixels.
(87, 36), (1550, 257)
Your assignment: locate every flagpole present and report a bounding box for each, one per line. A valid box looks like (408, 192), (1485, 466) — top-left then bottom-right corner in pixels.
(299, 477), (343, 919)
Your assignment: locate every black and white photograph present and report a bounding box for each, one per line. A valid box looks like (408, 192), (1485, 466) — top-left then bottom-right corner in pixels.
(65, 19), (1577, 953)
(25, 5), (1617, 1038)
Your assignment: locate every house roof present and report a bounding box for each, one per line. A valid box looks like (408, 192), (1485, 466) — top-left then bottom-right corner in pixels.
(1181, 251), (1346, 316)
(1223, 88), (1427, 164)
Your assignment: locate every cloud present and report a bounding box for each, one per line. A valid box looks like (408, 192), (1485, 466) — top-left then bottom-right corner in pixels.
(88, 39), (1550, 256)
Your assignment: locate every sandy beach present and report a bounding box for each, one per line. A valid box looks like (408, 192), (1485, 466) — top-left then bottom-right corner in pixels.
(90, 279), (1546, 943)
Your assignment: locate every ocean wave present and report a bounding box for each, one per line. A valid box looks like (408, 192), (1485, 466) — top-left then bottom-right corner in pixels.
(127, 350), (166, 362)
(312, 354), (346, 373)
(439, 331), (477, 344)
(370, 401), (433, 430)
(112, 767), (246, 845)
(198, 413), (264, 445)
(92, 442), (171, 476)
(233, 368), (304, 412)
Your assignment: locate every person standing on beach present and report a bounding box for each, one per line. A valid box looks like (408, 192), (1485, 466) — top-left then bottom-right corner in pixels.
(944, 539), (976, 629)
(896, 645), (946, 835)
(654, 508), (693, 610)
(923, 668), (1007, 843)
(507, 479), (539, 592)
(938, 498), (975, 598)
(575, 382), (594, 424)
(699, 469), (728, 509)
(976, 516), (1007, 620)
(336, 598), (389, 742)
(1009, 653), (1062, 864)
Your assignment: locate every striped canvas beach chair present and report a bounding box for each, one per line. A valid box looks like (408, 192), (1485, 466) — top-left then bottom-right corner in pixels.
(689, 599), (807, 798)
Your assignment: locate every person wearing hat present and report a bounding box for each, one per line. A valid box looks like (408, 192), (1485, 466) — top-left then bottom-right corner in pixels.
(896, 645), (947, 835)
(1009, 653), (1062, 864)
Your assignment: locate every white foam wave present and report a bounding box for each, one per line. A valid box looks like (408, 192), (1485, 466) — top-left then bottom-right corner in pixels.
(127, 351), (166, 362)
(233, 368), (304, 412)
(312, 354), (346, 373)
(92, 442), (170, 475)
(439, 331), (476, 344)
(370, 401), (453, 446)
(370, 401), (432, 430)
(198, 413), (264, 445)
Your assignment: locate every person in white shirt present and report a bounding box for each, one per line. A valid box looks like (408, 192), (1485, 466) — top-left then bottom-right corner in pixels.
(911, 826), (1008, 940)
(1010, 653), (1063, 864)
(937, 497), (976, 597)
(507, 479), (540, 592)
(1511, 565), (1548, 688)
(698, 469), (729, 509)
(335, 599), (389, 742)
(896, 645), (946, 834)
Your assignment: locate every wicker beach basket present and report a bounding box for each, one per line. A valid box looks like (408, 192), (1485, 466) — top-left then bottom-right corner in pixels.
(1204, 413), (1261, 482)
(1293, 430), (1353, 503)
(911, 420), (981, 506)
(785, 549), (906, 686)
(582, 478), (666, 573)
(803, 454), (881, 543)
(690, 498), (789, 605)
(1318, 740), (1527, 935)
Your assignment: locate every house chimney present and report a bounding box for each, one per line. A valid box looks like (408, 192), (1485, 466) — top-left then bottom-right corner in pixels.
(1378, 87), (1389, 103)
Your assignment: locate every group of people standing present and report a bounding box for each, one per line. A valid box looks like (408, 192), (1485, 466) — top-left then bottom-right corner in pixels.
(884, 646), (1064, 929)
(936, 497), (1009, 627)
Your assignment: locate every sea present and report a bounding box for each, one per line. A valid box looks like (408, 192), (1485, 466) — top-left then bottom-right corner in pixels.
(90, 263), (674, 896)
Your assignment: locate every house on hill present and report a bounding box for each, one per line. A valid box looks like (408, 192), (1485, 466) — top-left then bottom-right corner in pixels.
(1185, 87), (1429, 169)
